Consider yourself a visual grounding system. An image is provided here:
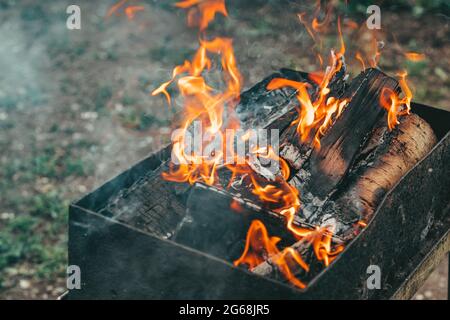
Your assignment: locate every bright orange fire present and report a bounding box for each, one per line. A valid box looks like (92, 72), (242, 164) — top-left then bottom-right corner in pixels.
(380, 71), (412, 130)
(298, 0), (334, 43)
(266, 18), (349, 148)
(152, 0), (347, 289)
(152, 36), (242, 186)
(355, 51), (366, 70)
(404, 52), (426, 62)
(296, 5), (415, 131)
(152, 0), (416, 290)
(175, 0), (227, 31)
(229, 146), (343, 287)
(234, 220), (309, 289)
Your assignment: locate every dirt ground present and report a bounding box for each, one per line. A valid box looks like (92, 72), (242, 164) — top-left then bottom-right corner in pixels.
(0, 0), (448, 299)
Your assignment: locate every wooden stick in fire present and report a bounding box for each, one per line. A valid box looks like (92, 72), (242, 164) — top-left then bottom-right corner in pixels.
(328, 112), (437, 224)
(252, 112), (437, 279)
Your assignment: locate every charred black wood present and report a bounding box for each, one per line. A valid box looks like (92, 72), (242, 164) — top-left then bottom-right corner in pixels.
(236, 68), (312, 130)
(98, 161), (190, 239)
(301, 68), (400, 199)
(226, 65), (349, 199)
(255, 112), (438, 281)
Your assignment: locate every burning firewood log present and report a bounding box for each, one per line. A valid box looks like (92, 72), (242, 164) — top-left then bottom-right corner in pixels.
(252, 112), (437, 281)
(325, 112), (437, 226)
(99, 63), (438, 289)
(304, 68), (399, 198)
(283, 68), (400, 232)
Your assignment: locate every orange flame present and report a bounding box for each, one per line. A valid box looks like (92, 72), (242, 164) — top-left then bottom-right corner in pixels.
(380, 71), (412, 130)
(107, 0), (128, 17)
(152, 2), (241, 186)
(107, 0), (144, 20)
(311, 1), (333, 33)
(231, 147), (344, 287)
(357, 220), (367, 228)
(355, 51), (366, 70)
(404, 52), (426, 62)
(233, 220), (309, 289)
(266, 43), (349, 148)
(369, 36), (382, 68)
(175, 0), (227, 31)
(298, 12), (317, 42)
(154, 0), (346, 289)
(298, 0), (334, 40)
(125, 5), (144, 20)
(234, 220), (344, 288)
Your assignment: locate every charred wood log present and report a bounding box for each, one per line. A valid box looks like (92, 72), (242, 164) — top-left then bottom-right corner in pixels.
(301, 68), (400, 198)
(324, 113), (437, 227)
(252, 113), (437, 282)
(236, 68), (316, 130)
(98, 161), (190, 239)
(283, 69), (400, 231)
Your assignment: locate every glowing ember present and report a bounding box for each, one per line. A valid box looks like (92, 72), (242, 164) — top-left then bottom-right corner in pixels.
(296, 4), (415, 131)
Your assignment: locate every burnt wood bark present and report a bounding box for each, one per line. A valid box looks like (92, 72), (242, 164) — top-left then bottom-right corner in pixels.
(98, 161), (190, 239)
(302, 68), (399, 199)
(94, 67), (437, 288)
(325, 113), (437, 226)
(252, 113), (438, 282)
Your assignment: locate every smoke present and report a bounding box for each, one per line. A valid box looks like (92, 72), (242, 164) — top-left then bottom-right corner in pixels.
(0, 20), (50, 110)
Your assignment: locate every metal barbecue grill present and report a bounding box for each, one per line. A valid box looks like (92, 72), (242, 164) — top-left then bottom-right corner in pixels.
(67, 69), (450, 299)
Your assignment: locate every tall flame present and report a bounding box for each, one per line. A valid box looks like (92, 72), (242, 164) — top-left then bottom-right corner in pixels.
(124, 6), (144, 20)
(153, 37), (242, 186)
(266, 18), (348, 148)
(380, 71), (412, 130)
(231, 145), (343, 287)
(152, 1), (363, 289)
